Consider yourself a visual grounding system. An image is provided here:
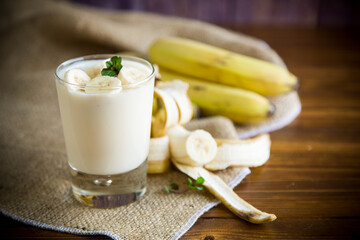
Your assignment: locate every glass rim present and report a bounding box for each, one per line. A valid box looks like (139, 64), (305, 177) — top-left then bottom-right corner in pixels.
(55, 54), (155, 90)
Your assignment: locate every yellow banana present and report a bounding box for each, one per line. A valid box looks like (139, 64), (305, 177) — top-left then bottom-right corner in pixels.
(160, 68), (274, 124)
(149, 37), (298, 96)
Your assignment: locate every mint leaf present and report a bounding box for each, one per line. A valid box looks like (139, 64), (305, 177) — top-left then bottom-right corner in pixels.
(101, 56), (123, 77)
(188, 177), (205, 190)
(165, 177), (204, 194)
(169, 183), (179, 190)
(187, 178), (193, 186)
(106, 61), (113, 68)
(111, 56), (122, 72)
(195, 177), (205, 185)
(165, 183), (179, 194)
(164, 186), (170, 194)
(101, 69), (117, 77)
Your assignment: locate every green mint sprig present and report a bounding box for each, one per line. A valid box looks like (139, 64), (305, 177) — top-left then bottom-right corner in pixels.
(165, 177), (205, 194)
(101, 56), (123, 77)
(188, 177), (205, 190)
(165, 183), (179, 194)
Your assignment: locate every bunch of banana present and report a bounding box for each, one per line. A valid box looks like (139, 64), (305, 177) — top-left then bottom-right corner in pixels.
(148, 37), (298, 124)
(147, 80), (276, 223)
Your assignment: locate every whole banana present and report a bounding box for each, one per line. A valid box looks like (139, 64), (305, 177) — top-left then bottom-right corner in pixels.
(149, 37), (298, 96)
(160, 68), (274, 124)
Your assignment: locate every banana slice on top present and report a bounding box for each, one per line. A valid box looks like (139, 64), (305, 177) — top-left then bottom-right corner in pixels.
(64, 69), (91, 89)
(118, 66), (146, 85)
(85, 76), (122, 94)
(85, 61), (107, 79)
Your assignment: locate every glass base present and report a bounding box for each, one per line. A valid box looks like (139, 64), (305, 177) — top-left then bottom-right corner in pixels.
(70, 160), (147, 208)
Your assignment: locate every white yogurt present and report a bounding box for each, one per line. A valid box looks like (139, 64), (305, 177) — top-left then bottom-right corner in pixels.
(56, 58), (154, 175)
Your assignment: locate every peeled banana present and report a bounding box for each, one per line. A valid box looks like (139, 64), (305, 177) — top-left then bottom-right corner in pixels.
(149, 37), (298, 96)
(205, 134), (271, 171)
(160, 68), (273, 124)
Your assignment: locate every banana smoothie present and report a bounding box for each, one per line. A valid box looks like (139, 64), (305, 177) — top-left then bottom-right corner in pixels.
(55, 55), (155, 207)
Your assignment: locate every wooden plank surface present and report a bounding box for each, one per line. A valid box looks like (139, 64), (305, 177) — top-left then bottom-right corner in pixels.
(1, 27), (360, 239)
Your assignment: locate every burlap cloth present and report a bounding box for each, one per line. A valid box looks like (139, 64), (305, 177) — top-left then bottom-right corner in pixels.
(0, 0), (301, 239)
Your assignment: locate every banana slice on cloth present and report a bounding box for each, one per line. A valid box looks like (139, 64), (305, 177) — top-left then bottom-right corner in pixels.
(167, 125), (217, 166)
(148, 135), (170, 174)
(64, 69), (91, 90)
(173, 162), (276, 224)
(85, 76), (122, 94)
(151, 88), (179, 137)
(205, 134), (271, 171)
(156, 80), (193, 124)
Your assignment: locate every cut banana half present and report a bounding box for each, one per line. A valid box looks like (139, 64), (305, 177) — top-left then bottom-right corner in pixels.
(173, 162), (276, 224)
(85, 76), (122, 94)
(167, 125), (217, 166)
(205, 134), (271, 171)
(151, 88), (179, 137)
(64, 69), (91, 90)
(156, 80), (193, 125)
(148, 135), (170, 174)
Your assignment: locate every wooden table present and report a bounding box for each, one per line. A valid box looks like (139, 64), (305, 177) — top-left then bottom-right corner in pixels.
(1, 27), (360, 239)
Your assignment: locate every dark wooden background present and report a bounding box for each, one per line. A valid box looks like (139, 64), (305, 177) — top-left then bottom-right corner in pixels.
(72, 0), (360, 26)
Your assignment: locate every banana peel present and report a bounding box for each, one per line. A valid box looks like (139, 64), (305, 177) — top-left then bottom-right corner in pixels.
(173, 162), (276, 223)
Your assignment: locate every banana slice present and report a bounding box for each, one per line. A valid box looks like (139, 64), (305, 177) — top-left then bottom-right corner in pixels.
(151, 88), (179, 137)
(84, 61), (107, 79)
(64, 69), (91, 90)
(85, 76), (122, 94)
(118, 66), (146, 85)
(205, 134), (271, 171)
(156, 80), (193, 125)
(167, 125), (217, 166)
(173, 162), (276, 224)
(148, 135), (170, 174)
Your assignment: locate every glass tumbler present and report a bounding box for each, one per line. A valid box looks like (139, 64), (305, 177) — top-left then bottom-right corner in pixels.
(55, 54), (155, 207)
